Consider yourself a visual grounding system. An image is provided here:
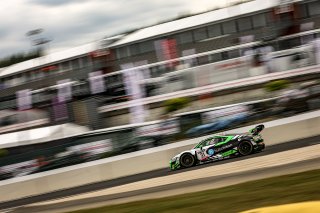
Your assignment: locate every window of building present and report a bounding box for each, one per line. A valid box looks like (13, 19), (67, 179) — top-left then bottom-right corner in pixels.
(265, 12), (274, 25)
(115, 48), (121, 59)
(237, 17), (252, 31)
(29, 71), (36, 80)
(3, 77), (9, 86)
(81, 56), (89, 68)
(51, 64), (59, 74)
(71, 59), (80, 70)
(222, 20), (237, 34)
(25, 72), (32, 81)
(228, 50), (240, 59)
(2, 78), (8, 87)
(176, 31), (193, 44)
(301, 33), (315, 45)
(20, 73), (26, 84)
(208, 24), (222, 37)
(140, 41), (154, 53)
(198, 55), (209, 65)
(116, 46), (129, 59)
(14, 74), (21, 85)
(193, 27), (208, 41)
(10, 75), (18, 86)
(111, 75), (118, 84)
(37, 70), (45, 79)
(130, 44), (140, 55)
(253, 14), (267, 28)
(221, 51), (229, 60)
(60, 61), (70, 72)
(299, 3), (309, 18)
(209, 53), (222, 63)
(279, 38), (301, 50)
(150, 67), (158, 78)
(308, 1), (320, 16)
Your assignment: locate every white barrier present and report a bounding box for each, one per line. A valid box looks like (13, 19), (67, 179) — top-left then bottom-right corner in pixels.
(0, 110), (319, 203)
(99, 65), (320, 112)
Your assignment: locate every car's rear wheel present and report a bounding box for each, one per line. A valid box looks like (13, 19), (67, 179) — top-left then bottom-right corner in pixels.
(180, 153), (195, 168)
(238, 140), (253, 156)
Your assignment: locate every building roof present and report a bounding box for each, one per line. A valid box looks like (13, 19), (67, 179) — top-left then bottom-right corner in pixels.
(0, 42), (97, 78)
(0, 123), (90, 149)
(0, 0), (303, 78)
(110, 0), (279, 47)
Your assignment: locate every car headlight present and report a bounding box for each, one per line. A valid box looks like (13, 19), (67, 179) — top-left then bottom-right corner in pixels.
(171, 156), (178, 162)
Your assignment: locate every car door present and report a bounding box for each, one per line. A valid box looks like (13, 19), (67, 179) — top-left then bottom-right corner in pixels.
(196, 137), (221, 161)
(204, 136), (229, 156)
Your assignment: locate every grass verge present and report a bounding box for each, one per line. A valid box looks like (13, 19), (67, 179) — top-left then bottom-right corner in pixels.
(68, 169), (320, 213)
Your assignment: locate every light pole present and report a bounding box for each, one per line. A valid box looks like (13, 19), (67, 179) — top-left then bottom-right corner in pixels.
(26, 28), (51, 56)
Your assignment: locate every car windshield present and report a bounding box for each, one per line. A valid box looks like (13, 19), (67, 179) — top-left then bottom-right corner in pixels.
(194, 137), (220, 149)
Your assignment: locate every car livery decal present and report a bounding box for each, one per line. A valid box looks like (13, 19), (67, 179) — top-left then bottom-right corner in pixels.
(197, 150), (207, 160)
(208, 148), (215, 156)
(214, 135), (234, 146)
(222, 149), (237, 157)
(214, 143), (232, 152)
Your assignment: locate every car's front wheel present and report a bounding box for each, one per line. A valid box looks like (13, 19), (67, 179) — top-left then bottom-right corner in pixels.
(238, 140), (253, 156)
(180, 153), (195, 168)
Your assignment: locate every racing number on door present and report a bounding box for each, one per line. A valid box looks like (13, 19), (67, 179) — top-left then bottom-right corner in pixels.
(197, 150), (206, 160)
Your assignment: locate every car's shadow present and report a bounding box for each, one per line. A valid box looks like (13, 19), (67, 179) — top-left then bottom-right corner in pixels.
(169, 151), (265, 174)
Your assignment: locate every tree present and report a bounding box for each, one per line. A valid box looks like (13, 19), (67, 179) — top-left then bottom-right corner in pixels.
(264, 80), (290, 92)
(0, 49), (41, 68)
(0, 149), (8, 158)
(164, 97), (191, 114)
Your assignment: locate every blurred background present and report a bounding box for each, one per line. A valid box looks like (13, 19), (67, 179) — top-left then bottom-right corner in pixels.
(0, 0), (320, 181)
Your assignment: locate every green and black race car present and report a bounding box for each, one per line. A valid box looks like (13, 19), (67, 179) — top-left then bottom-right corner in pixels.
(170, 125), (265, 170)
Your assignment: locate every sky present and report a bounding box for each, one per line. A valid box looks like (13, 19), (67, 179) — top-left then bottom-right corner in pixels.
(0, 0), (241, 58)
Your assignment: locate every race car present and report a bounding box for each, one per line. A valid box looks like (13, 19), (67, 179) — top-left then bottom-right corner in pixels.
(169, 124), (265, 170)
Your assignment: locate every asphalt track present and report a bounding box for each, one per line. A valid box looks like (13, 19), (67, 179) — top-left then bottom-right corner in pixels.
(1, 135), (320, 211)
(11, 157), (320, 213)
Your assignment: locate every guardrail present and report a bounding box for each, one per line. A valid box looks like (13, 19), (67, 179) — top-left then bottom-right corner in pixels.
(99, 65), (320, 112)
(0, 96), (275, 151)
(0, 110), (319, 203)
(0, 118), (49, 134)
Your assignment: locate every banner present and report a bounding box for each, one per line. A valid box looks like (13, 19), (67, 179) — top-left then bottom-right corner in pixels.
(313, 38), (320, 65)
(89, 71), (105, 94)
(16, 89), (32, 111)
(182, 49), (196, 67)
(57, 79), (72, 103)
(239, 35), (254, 56)
(202, 105), (250, 124)
(162, 39), (178, 61)
(1, 160), (39, 177)
(122, 63), (147, 124)
(134, 60), (150, 79)
(154, 39), (178, 67)
(52, 97), (68, 121)
(67, 139), (113, 155)
(136, 118), (180, 137)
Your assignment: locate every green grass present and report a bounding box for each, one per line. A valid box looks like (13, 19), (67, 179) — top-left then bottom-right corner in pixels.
(69, 169), (320, 213)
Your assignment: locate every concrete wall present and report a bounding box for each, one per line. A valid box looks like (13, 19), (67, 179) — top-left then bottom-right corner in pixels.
(0, 110), (319, 203)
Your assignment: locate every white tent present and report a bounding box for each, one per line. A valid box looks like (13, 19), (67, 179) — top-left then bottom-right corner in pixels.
(0, 123), (90, 149)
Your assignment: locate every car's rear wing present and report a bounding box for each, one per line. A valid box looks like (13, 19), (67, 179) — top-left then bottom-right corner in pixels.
(249, 124), (265, 136)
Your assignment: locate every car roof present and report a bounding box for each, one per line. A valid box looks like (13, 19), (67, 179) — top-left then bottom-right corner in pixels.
(214, 133), (243, 137)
